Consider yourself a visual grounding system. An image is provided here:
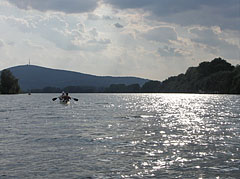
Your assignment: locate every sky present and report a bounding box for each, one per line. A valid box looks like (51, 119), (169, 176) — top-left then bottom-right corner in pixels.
(0, 0), (239, 81)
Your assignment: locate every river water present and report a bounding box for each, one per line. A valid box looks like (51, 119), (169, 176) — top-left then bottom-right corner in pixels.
(0, 93), (239, 178)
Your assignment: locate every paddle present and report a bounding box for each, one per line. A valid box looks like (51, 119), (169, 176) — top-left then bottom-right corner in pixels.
(52, 97), (78, 101)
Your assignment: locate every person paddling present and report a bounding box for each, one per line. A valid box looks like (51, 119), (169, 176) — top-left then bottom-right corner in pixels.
(62, 92), (71, 102)
(52, 93), (78, 102)
(59, 91), (65, 100)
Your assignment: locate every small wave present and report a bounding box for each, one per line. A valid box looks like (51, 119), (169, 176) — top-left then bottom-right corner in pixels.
(95, 102), (110, 105)
(0, 109), (8, 112)
(209, 166), (239, 172)
(130, 115), (155, 119)
(114, 116), (130, 119)
(114, 114), (155, 120)
(140, 115), (155, 118)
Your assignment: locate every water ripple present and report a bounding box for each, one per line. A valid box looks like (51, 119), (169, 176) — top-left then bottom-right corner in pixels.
(0, 94), (239, 178)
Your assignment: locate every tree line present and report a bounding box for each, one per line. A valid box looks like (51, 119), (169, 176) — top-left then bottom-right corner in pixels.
(157, 57), (240, 94)
(1, 57), (239, 94)
(107, 58), (239, 94)
(32, 58), (240, 94)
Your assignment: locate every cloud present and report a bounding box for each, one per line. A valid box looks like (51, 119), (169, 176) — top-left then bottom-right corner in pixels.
(158, 46), (183, 57)
(103, 15), (113, 20)
(190, 28), (221, 46)
(0, 39), (4, 48)
(104, 0), (240, 30)
(7, 0), (99, 13)
(190, 27), (240, 59)
(1, 0), (239, 81)
(24, 39), (45, 49)
(0, 15), (32, 32)
(114, 23), (124, 28)
(7, 41), (15, 46)
(89, 28), (98, 37)
(142, 27), (178, 43)
(87, 13), (101, 20)
(87, 38), (111, 45)
(0, 12), (110, 51)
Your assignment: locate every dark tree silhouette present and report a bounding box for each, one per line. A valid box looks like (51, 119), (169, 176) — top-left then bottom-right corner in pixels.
(141, 80), (161, 92)
(0, 69), (20, 94)
(157, 57), (239, 94)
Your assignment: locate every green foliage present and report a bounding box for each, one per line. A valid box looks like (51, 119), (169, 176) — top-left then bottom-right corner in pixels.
(198, 71), (233, 93)
(126, 84), (141, 93)
(104, 83), (140, 93)
(158, 57), (239, 94)
(0, 69), (20, 94)
(229, 65), (240, 94)
(198, 57), (234, 76)
(31, 86), (97, 93)
(141, 80), (161, 92)
(19, 57), (239, 94)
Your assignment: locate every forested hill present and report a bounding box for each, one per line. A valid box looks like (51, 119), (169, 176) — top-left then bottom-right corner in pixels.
(2, 57), (239, 94)
(5, 65), (148, 91)
(144, 57), (239, 94)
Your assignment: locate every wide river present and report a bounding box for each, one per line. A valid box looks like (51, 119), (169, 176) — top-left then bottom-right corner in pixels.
(0, 93), (239, 178)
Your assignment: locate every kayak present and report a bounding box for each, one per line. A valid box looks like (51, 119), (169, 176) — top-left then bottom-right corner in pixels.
(59, 98), (70, 105)
(52, 96), (78, 104)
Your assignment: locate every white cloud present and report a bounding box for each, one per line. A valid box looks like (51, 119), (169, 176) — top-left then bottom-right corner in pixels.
(0, 15), (32, 32)
(158, 46), (183, 57)
(87, 13), (101, 20)
(0, 39), (5, 47)
(89, 28), (98, 37)
(0, 12), (111, 51)
(24, 39), (45, 49)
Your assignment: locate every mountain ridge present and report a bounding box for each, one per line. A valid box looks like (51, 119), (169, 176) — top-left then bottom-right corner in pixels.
(4, 65), (148, 91)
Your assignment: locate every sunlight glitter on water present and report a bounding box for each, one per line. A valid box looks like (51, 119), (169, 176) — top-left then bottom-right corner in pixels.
(0, 93), (239, 178)
(115, 94), (240, 178)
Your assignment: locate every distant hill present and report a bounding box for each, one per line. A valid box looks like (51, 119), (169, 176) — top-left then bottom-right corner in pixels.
(156, 57), (240, 94)
(3, 65), (148, 91)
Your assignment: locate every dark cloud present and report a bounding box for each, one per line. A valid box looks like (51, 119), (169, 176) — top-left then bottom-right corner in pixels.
(114, 23), (124, 28)
(142, 27), (177, 43)
(190, 28), (240, 59)
(103, 0), (238, 16)
(190, 28), (221, 46)
(7, 1), (239, 30)
(104, 0), (240, 30)
(7, 0), (99, 13)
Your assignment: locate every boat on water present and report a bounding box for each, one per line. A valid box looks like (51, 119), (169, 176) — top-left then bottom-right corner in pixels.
(59, 98), (70, 105)
(52, 92), (78, 104)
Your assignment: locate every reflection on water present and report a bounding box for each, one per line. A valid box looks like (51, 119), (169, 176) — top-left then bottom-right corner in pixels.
(0, 93), (239, 178)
